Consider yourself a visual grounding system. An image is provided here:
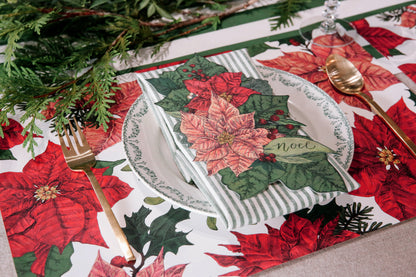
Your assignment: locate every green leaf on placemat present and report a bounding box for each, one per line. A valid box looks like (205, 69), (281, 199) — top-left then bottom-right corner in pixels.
(144, 196), (165, 205)
(146, 207), (193, 258)
(124, 206), (152, 255)
(14, 252), (37, 277)
(94, 159), (126, 175)
(44, 244), (74, 277)
(207, 216), (218, 230)
(123, 206), (192, 259)
(241, 76), (274, 95)
(0, 149), (16, 160)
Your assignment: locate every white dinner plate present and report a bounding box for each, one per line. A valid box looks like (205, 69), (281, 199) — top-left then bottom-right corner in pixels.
(122, 67), (354, 217)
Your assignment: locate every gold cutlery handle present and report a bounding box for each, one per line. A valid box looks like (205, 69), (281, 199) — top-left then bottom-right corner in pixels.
(359, 92), (416, 158)
(84, 168), (136, 262)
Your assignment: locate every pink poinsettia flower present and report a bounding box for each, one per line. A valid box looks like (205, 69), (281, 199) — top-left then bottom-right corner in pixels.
(180, 94), (272, 176)
(184, 72), (260, 112)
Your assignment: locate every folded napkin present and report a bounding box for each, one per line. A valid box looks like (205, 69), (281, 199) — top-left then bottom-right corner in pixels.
(136, 49), (359, 229)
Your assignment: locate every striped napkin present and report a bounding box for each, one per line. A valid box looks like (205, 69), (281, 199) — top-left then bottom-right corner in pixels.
(136, 49), (359, 229)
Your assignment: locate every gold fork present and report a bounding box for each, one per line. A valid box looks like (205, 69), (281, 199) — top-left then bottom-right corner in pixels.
(58, 119), (135, 262)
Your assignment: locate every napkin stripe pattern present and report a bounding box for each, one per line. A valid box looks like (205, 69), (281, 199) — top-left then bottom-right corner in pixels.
(137, 49), (359, 229)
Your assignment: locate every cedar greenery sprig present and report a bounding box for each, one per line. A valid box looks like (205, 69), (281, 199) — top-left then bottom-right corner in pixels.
(0, 0), (309, 156)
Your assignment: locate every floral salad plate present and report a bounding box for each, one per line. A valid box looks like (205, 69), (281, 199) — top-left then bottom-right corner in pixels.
(122, 50), (355, 226)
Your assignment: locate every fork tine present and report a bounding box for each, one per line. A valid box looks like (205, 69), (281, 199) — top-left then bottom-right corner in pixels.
(68, 119), (83, 151)
(73, 118), (89, 147)
(62, 125), (76, 152)
(58, 132), (71, 156)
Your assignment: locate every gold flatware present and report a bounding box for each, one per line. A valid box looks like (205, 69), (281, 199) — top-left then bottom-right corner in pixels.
(326, 53), (416, 158)
(58, 119), (135, 262)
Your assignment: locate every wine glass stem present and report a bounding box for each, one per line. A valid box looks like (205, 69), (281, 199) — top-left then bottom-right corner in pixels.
(320, 0), (340, 34)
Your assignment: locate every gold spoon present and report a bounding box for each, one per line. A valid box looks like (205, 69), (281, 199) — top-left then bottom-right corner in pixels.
(325, 53), (416, 158)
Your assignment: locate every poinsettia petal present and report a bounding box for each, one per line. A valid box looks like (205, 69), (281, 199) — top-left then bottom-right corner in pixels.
(194, 145), (228, 161)
(184, 78), (212, 97)
(208, 94), (240, 124)
(164, 264), (188, 277)
(352, 60), (400, 91)
(206, 158), (229, 176)
(257, 52), (327, 84)
(229, 87), (261, 107)
(400, 6), (416, 27)
(227, 113), (255, 132)
(311, 35), (372, 61)
(398, 63), (416, 83)
(224, 151), (256, 176)
(136, 247), (166, 277)
(210, 72), (242, 93)
(180, 112), (206, 143)
(190, 137), (220, 152)
(0, 119), (25, 150)
(88, 251), (129, 277)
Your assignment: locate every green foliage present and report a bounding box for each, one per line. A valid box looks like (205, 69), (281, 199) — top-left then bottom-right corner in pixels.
(270, 0), (311, 29)
(0, 0), (302, 156)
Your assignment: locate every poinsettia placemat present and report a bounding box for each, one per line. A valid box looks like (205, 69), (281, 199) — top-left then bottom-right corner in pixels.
(134, 49), (360, 229)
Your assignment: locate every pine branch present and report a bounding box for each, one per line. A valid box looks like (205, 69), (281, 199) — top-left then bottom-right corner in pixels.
(0, 0), (297, 156)
(336, 202), (391, 235)
(269, 0), (311, 30)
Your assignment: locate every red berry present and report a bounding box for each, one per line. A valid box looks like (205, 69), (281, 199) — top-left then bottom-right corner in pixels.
(259, 118), (268, 125)
(183, 69), (188, 72)
(270, 128), (279, 134)
(270, 115), (280, 121)
(190, 64), (196, 67)
(275, 109), (285, 115)
(267, 134), (276, 140)
(286, 124), (294, 130)
(269, 153), (276, 158)
(271, 158), (277, 163)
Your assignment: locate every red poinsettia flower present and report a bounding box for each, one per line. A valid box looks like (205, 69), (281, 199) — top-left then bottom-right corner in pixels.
(351, 19), (412, 57)
(206, 214), (359, 276)
(184, 72), (260, 112)
(348, 99), (416, 220)
(400, 5), (416, 28)
(0, 141), (133, 276)
(0, 119), (27, 150)
(257, 51), (399, 110)
(84, 81), (141, 155)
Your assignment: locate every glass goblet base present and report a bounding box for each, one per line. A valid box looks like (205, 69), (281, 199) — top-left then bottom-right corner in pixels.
(299, 17), (358, 48)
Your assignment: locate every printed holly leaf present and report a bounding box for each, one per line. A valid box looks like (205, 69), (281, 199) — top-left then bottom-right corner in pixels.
(241, 76), (274, 95)
(123, 206), (152, 255)
(155, 88), (191, 112)
(238, 94), (289, 121)
(247, 42), (279, 57)
(94, 159), (126, 176)
(264, 137), (334, 163)
(293, 198), (343, 226)
(219, 161), (285, 199)
(14, 252), (37, 277)
(145, 207), (192, 258)
(147, 77), (180, 96)
(279, 153), (347, 192)
(180, 55), (228, 79)
(44, 244), (74, 277)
